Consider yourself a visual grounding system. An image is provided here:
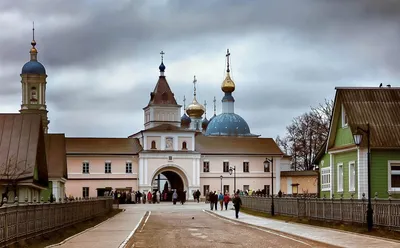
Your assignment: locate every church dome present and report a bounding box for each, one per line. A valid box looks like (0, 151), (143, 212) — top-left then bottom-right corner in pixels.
(221, 72), (235, 93)
(186, 98), (205, 118)
(21, 61), (46, 75)
(205, 113), (254, 136)
(181, 113), (191, 127)
(202, 116), (209, 130)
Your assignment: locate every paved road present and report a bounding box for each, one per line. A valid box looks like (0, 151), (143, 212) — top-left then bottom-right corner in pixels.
(132, 207), (334, 248)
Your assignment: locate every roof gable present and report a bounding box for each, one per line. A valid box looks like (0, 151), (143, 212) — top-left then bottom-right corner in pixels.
(0, 114), (48, 186)
(327, 87), (400, 149)
(147, 76), (179, 106)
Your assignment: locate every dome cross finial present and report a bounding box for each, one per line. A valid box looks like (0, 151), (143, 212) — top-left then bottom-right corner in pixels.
(183, 95), (186, 109)
(30, 21), (38, 61)
(193, 75), (197, 97)
(204, 100), (207, 117)
(226, 49), (231, 73)
(213, 96), (216, 115)
(160, 50), (165, 63)
(159, 50), (166, 74)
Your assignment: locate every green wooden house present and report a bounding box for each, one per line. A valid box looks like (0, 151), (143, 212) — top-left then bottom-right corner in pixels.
(314, 87), (400, 199)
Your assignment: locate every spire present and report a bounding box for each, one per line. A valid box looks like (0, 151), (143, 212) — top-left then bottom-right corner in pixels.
(193, 75), (197, 98)
(30, 21), (38, 61)
(159, 50), (166, 76)
(213, 96), (217, 116)
(221, 48), (235, 93)
(226, 49), (230, 73)
(183, 95), (186, 109)
(204, 100), (207, 117)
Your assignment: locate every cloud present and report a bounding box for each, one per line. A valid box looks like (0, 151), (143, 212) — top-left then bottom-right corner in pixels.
(1, 0), (400, 139)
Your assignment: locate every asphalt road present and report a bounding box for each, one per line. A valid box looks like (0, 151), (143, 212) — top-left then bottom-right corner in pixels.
(132, 208), (335, 248)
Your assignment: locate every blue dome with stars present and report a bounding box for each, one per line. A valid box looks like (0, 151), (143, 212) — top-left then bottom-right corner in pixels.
(21, 61), (46, 75)
(205, 113), (256, 136)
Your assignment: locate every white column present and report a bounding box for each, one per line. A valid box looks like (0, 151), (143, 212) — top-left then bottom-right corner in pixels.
(196, 158), (200, 186)
(330, 153), (334, 197)
(358, 147), (368, 199)
(161, 135), (165, 150)
(143, 134), (147, 150)
(191, 135), (195, 151)
(174, 135), (178, 151)
(275, 157), (281, 194)
(52, 180), (59, 200)
(139, 158), (144, 185)
(192, 159), (196, 187)
(144, 159), (148, 185)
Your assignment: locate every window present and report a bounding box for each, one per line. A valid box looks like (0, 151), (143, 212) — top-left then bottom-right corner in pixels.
(168, 156), (173, 161)
(337, 163), (343, 192)
(389, 162), (400, 191)
(203, 185), (210, 196)
(82, 162), (89, 174)
(203, 161), (210, 172)
(321, 167), (331, 191)
(126, 162), (132, 173)
(243, 185), (250, 192)
(151, 140), (156, 149)
(264, 185), (270, 196)
(264, 162), (270, 172)
(182, 141), (187, 150)
(223, 185), (230, 194)
(342, 105), (348, 127)
(82, 187), (89, 198)
(243, 162), (249, 172)
(105, 162), (112, 174)
(223, 161), (229, 172)
(349, 161), (356, 192)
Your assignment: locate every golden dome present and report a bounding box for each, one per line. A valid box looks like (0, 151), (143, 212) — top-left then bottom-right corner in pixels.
(186, 98), (205, 118)
(30, 47), (37, 53)
(221, 72), (235, 93)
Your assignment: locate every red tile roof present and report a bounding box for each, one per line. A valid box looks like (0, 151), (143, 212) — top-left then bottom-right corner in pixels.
(65, 137), (142, 155)
(146, 76), (179, 106)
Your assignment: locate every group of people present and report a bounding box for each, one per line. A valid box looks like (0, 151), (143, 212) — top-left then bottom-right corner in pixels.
(206, 190), (243, 219)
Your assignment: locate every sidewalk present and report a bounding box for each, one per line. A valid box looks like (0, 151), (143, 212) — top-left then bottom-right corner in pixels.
(206, 209), (400, 248)
(48, 207), (146, 248)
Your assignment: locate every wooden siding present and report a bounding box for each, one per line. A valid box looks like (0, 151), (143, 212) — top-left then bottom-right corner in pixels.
(333, 151), (357, 198)
(371, 150), (400, 199)
(333, 109), (354, 147)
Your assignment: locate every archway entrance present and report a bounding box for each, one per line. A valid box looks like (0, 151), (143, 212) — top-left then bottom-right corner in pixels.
(151, 167), (187, 201)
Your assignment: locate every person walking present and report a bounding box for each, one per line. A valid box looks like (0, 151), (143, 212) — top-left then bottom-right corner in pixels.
(232, 193), (242, 219)
(213, 191), (218, 211)
(218, 192), (224, 210)
(209, 191), (215, 210)
(156, 191), (161, 203)
(195, 190), (201, 203)
(223, 193), (230, 210)
(172, 190), (178, 205)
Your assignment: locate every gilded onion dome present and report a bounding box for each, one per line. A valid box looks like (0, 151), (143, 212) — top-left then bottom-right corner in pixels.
(186, 76), (205, 118)
(221, 49), (235, 93)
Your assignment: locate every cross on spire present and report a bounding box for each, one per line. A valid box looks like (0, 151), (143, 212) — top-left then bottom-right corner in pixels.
(213, 96), (216, 115)
(183, 95), (186, 109)
(204, 100), (207, 116)
(226, 49), (231, 72)
(193, 75), (197, 97)
(32, 21), (35, 41)
(160, 50), (165, 63)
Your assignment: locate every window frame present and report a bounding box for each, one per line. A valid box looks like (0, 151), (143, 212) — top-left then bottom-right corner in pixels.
(82, 187), (89, 198)
(105, 162), (112, 174)
(388, 161), (400, 192)
(151, 140), (157, 149)
(223, 185), (230, 194)
(341, 104), (348, 128)
(203, 161), (210, 172)
(348, 161), (356, 192)
(203, 185), (210, 196)
(182, 141), (187, 150)
(337, 163), (344, 192)
(321, 167), (331, 191)
(126, 161), (132, 174)
(82, 161), (90, 174)
(223, 161), (229, 172)
(243, 161), (249, 173)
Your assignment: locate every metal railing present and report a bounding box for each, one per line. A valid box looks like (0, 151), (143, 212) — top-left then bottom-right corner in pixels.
(241, 193), (400, 230)
(0, 196), (113, 247)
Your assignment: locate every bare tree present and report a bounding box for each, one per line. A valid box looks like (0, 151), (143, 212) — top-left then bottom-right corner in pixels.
(0, 156), (32, 206)
(277, 99), (333, 171)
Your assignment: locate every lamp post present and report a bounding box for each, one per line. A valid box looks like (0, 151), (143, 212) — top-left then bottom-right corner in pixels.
(220, 175), (223, 193)
(353, 123), (373, 231)
(264, 158), (275, 216)
(229, 166), (236, 193)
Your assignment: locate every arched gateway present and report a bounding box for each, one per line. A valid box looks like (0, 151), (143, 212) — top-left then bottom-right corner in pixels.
(150, 165), (189, 200)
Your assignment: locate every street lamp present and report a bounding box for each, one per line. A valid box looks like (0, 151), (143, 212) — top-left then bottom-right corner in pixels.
(352, 123), (373, 231)
(220, 175), (223, 193)
(264, 158), (275, 216)
(229, 166), (236, 193)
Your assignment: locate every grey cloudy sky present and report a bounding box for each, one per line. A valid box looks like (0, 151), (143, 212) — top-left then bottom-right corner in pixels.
(1, 0), (400, 138)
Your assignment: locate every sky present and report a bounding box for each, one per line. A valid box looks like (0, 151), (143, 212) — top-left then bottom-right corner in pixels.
(1, 0), (400, 138)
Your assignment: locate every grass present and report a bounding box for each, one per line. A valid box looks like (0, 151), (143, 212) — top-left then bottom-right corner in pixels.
(241, 207), (400, 241)
(9, 209), (123, 248)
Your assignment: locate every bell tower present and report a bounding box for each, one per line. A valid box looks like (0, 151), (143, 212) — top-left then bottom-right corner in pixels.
(19, 23), (50, 133)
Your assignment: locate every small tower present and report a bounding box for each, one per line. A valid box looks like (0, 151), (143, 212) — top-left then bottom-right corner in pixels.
(19, 23), (50, 133)
(180, 95), (191, 128)
(209, 96), (217, 122)
(201, 100), (209, 131)
(186, 75), (205, 131)
(221, 49), (235, 113)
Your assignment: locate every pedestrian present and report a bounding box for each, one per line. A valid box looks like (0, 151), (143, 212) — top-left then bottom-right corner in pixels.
(172, 190), (178, 205)
(218, 192), (224, 210)
(180, 190), (186, 205)
(156, 191), (161, 203)
(195, 190), (201, 203)
(209, 191), (215, 210)
(213, 191), (218, 211)
(223, 193), (230, 210)
(232, 193), (242, 219)
(147, 191), (152, 204)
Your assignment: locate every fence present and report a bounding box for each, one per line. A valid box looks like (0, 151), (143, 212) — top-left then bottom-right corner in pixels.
(0, 196), (113, 247)
(241, 194), (400, 230)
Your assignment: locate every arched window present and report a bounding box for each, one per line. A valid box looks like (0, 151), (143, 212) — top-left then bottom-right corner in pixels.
(30, 86), (37, 104)
(151, 140), (156, 149)
(182, 141), (187, 150)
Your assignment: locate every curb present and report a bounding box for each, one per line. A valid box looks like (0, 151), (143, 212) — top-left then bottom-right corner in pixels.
(46, 209), (126, 248)
(204, 209), (342, 248)
(118, 211), (149, 248)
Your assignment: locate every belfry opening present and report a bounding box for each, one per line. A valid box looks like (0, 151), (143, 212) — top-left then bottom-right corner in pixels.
(152, 169), (185, 201)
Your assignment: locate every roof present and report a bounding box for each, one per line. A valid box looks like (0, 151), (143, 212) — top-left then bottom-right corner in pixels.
(65, 137), (142, 155)
(45, 134), (67, 179)
(205, 113), (258, 137)
(195, 134), (283, 155)
(21, 60), (46, 75)
(327, 87), (400, 149)
(0, 114), (48, 187)
(146, 76), (179, 107)
(129, 124), (195, 137)
(281, 171), (318, 177)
